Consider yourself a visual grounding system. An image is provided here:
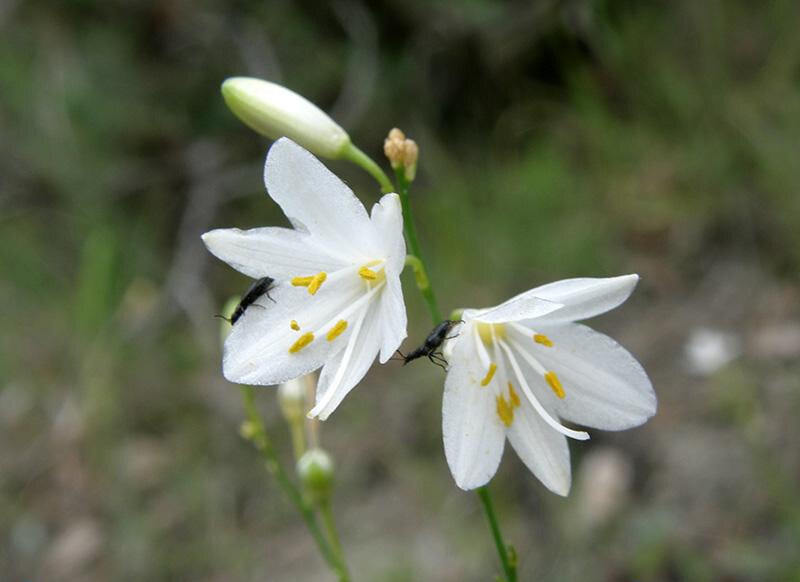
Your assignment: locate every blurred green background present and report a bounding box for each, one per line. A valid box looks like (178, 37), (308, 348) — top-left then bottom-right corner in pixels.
(3, 0), (800, 580)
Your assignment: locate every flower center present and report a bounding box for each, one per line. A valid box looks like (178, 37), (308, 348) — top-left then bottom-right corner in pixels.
(358, 260), (386, 285)
(285, 261), (387, 355)
(476, 322), (506, 345)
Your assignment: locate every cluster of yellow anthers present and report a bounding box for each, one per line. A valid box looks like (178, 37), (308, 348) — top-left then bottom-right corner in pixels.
(286, 261), (386, 355)
(475, 322), (564, 428)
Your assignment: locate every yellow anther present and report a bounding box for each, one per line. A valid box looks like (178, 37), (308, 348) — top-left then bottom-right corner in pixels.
(508, 382), (521, 408)
(290, 320), (300, 331)
(307, 272), (327, 295)
(326, 320), (348, 341)
(358, 266), (378, 280)
(288, 332), (314, 354)
(545, 371), (565, 399)
(480, 363), (497, 386)
(476, 322), (507, 345)
(496, 395), (515, 427)
(291, 275), (314, 286)
(533, 334), (553, 347)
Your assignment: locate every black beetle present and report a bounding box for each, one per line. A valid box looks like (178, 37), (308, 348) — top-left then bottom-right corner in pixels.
(218, 276), (276, 325)
(395, 319), (462, 370)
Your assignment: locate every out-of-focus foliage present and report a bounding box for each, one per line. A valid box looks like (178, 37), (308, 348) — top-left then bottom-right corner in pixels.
(2, 1), (800, 581)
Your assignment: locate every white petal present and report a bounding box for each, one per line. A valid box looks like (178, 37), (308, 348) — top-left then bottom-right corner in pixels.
(524, 323), (656, 430)
(310, 299), (383, 420)
(368, 192), (407, 363)
(202, 227), (344, 280)
(222, 275), (363, 386)
(377, 273), (407, 363)
(527, 274), (640, 324)
(507, 399), (571, 496)
(369, 193), (406, 274)
(264, 138), (374, 260)
(474, 293), (563, 324)
(442, 328), (506, 490)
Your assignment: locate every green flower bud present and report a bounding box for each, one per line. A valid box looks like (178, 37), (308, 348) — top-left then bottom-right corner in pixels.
(297, 448), (335, 502)
(221, 77), (351, 159)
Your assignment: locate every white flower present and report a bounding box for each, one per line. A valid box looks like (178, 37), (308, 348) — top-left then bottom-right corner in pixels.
(441, 275), (656, 495)
(221, 77), (351, 159)
(202, 138), (407, 420)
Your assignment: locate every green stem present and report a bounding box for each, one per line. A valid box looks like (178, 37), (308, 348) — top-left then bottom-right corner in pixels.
(477, 486), (517, 582)
(319, 499), (350, 581)
(239, 388), (347, 580)
(341, 142), (395, 194)
(346, 144), (515, 580)
(394, 169), (443, 325)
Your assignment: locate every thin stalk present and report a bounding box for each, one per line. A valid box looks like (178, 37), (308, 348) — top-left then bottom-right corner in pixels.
(341, 143), (395, 194)
(394, 169), (443, 324)
(346, 145), (516, 580)
(239, 388), (348, 580)
(477, 486), (517, 582)
(319, 499), (350, 581)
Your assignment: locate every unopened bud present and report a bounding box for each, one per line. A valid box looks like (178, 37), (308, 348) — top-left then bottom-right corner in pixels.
(239, 420), (257, 441)
(221, 77), (351, 159)
(383, 127), (419, 181)
(297, 448), (335, 502)
(278, 377), (306, 423)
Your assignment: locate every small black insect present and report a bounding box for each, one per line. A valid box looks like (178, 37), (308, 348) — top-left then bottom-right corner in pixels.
(394, 319), (462, 370)
(217, 276), (276, 325)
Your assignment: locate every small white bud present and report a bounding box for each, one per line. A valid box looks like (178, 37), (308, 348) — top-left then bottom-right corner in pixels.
(221, 77), (351, 159)
(297, 448), (335, 502)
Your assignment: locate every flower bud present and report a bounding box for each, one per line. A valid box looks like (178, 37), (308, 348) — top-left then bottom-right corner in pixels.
(278, 377), (306, 423)
(383, 127), (419, 181)
(221, 77), (351, 159)
(297, 448), (335, 502)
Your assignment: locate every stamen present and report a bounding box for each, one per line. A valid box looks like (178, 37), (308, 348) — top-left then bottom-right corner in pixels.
(288, 332), (314, 354)
(480, 363), (497, 386)
(496, 339), (589, 440)
(326, 320), (348, 341)
(307, 272), (327, 295)
(308, 306), (369, 419)
(290, 320), (300, 331)
(358, 266), (378, 280)
(291, 272), (327, 295)
(533, 334), (553, 347)
(496, 395), (515, 427)
(545, 371), (565, 399)
(508, 382), (521, 407)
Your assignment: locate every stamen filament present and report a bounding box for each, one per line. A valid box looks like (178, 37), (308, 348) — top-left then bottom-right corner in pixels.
(309, 306), (368, 419)
(496, 339), (589, 440)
